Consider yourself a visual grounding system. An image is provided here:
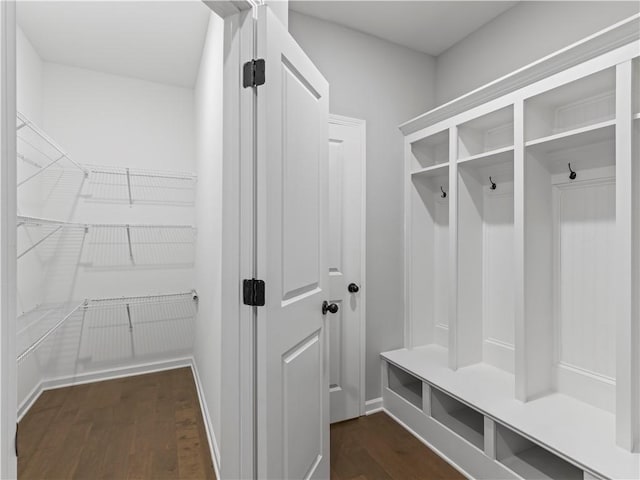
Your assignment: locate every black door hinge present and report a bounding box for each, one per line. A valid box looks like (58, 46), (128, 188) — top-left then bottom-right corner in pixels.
(15, 423), (18, 457)
(243, 59), (265, 88)
(243, 279), (265, 306)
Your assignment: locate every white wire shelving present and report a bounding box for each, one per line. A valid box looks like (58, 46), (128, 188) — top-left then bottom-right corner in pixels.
(17, 215), (196, 264)
(84, 164), (197, 206)
(16, 112), (197, 205)
(17, 112), (88, 187)
(17, 300), (86, 364)
(16, 115), (200, 365)
(17, 291), (198, 364)
(83, 164), (197, 206)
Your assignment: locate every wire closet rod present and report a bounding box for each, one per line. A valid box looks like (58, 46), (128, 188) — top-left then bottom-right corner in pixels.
(84, 164), (197, 182)
(86, 290), (199, 308)
(17, 215), (196, 230)
(17, 290), (198, 363)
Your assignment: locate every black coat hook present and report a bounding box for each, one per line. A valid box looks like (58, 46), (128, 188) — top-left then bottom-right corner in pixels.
(568, 163), (577, 180)
(489, 176), (497, 190)
(440, 186), (447, 198)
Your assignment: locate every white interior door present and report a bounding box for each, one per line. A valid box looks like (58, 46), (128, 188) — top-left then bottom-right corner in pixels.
(255, 6), (330, 479)
(328, 115), (366, 424)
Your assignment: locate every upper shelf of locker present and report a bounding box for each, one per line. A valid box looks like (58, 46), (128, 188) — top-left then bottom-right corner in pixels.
(398, 14), (640, 137)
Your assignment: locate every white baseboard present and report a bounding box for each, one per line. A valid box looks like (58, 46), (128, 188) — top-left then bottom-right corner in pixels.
(383, 407), (472, 480)
(365, 397), (383, 415)
(18, 380), (46, 422)
(189, 358), (221, 480)
(18, 356), (192, 421)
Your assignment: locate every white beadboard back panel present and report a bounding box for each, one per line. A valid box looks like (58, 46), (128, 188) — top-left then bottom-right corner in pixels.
(553, 91), (615, 134)
(410, 180), (436, 346)
(524, 67), (616, 141)
(410, 179), (449, 348)
(434, 196), (449, 342)
(482, 184), (515, 373)
(555, 180), (617, 409)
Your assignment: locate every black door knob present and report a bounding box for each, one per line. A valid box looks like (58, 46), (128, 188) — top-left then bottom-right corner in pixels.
(322, 301), (339, 315)
(348, 283), (360, 293)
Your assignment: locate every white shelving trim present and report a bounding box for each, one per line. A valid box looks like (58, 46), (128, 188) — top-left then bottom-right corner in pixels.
(524, 119), (615, 151)
(410, 163), (449, 178)
(457, 145), (515, 165)
(381, 345), (639, 480)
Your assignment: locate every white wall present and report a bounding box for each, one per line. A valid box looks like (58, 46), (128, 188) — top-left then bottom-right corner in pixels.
(40, 63), (195, 300)
(16, 26), (45, 406)
(267, 0), (288, 28)
(193, 10), (224, 464)
(16, 26), (44, 315)
(16, 26), (41, 123)
(435, 1), (640, 105)
(289, 11), (437, 401)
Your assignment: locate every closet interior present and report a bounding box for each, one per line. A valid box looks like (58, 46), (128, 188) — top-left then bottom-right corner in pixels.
(385, 17), (639, 480)
(15, 0), (218, 426)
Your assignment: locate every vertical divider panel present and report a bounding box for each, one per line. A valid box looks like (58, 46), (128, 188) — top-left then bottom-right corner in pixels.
(514, 100), (526, 401)
(484, 417), (497, 459)
(382, 359), (389, 390)
(521, 99), (555, 401)
(404, 138), (413, 348)
(448, 126), (459, 370)
(456, 157), (484, 369)
(615, 60), (638, 451)
(422, 382), (432, 415)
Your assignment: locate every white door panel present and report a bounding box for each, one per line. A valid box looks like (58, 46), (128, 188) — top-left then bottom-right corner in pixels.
(328, 116), (366, 424)
(256, 6), (330, 479)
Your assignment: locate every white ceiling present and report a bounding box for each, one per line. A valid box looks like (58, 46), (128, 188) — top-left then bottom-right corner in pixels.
(289, 1), (518, 56)
(17, 1), (211, 88)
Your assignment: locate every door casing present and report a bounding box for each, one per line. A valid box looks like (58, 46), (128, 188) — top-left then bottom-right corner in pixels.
(0, 1), (17, 478)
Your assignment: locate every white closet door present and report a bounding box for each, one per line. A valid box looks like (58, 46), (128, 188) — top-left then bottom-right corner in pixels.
(255, 6), (330, 480)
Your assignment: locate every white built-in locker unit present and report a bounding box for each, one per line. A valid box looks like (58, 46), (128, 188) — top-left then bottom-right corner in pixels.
(14, 2), (216, 423)
(382, 14), (640, 480)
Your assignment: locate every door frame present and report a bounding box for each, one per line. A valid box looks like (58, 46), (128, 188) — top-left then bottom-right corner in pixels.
(213, 2), (257, 479)
(0, 0), (17, 477)
(328, 114), (367, 417)
(0, 0), (256, 477)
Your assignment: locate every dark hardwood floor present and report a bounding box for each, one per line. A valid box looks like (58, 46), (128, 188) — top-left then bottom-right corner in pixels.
(18, 367), (215, 480)
(331, 412), (466, 480)
(20, 369), (462, 480)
